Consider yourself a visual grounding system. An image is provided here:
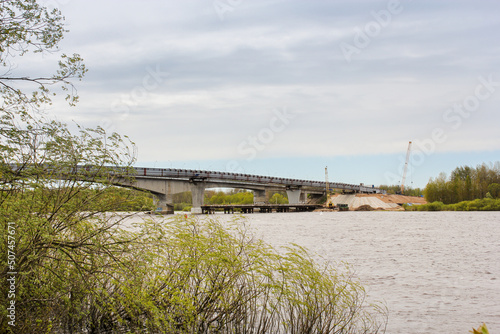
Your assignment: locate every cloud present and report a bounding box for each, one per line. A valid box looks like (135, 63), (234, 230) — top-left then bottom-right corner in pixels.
(36, 0), (500, 182)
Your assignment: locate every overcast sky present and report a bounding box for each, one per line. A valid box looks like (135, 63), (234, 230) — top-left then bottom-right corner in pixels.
(38, 0), (500, 187)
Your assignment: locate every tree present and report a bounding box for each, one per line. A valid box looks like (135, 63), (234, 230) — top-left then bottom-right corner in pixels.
(269, 192), (288, 204)
(0, 1), (137, 332)
(377, 184), (423, 196)
(451, 165), (472, 182)
(488, 183), (500, 198)
(424, 163), (500, 203)
(1, 0), (86, 110)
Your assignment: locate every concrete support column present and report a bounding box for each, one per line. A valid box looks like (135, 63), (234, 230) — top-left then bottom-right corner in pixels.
(190, 182), (206, 214)
(300, 192), (307, 203)
(286, 189), (302, 204)
(154, 193), (174, 214)
(253, 189), (267, 204)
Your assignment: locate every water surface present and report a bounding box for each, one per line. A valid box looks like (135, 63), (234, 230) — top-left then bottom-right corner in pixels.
(221, 211), (500, 334)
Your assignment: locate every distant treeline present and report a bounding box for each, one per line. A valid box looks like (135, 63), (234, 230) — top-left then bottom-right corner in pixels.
(423, 162), (500, 204)
(405, 198), (500, 211)
(377, 185), (423, 197)
(402, 162), (500, 211)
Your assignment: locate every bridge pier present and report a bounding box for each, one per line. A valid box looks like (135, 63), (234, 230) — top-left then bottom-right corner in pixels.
(190, 182), (206, 214)
(154, 193), (174, 214)
(286, 188), (303, 204)
(253, 189), (267, 205)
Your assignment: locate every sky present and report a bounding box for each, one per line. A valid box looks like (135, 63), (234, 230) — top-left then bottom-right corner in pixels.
(35, 0), (500, 188)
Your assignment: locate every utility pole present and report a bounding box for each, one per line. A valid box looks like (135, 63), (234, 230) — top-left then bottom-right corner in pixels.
(325, 166), (330, 197)
(401, 141), (412, 194)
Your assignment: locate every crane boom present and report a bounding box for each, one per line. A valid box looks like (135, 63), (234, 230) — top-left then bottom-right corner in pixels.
(401, 141), (412, 194)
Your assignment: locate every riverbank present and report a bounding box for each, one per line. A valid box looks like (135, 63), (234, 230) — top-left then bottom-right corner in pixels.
(405, 198), (500, 211)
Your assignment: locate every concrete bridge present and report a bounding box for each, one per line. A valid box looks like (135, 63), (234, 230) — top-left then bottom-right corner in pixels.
(114, 167), (384, 214)
(6, 164), (385, 213)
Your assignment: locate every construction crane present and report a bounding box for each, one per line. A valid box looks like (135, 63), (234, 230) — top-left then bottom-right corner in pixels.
(400, 141), (412, 194)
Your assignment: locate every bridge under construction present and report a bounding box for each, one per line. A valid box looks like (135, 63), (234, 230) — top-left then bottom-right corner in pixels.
(119, 167), (385, 214)
(8, 164), (385, 214)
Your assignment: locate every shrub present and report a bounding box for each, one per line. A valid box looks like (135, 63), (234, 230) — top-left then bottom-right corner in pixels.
(417, 201), (445, 211)
(410, 198), (500, 211)
(453, 201), (470, 211)
(174, 202), (192, 211)
(2, 216), (387, 333)
(125, 217), (388, 333)
(480, 198), (500, 211)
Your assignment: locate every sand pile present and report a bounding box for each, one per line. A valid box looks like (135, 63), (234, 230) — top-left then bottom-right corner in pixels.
(328, 194), (426, 211)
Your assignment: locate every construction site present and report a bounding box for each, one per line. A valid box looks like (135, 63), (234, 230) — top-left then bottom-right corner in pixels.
(324, 193), (427, 211)
(321, 141), (426, 211)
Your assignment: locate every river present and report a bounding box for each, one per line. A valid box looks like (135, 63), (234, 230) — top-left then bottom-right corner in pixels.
(130, 211), (500, 333)
(226, 211), (500, 334)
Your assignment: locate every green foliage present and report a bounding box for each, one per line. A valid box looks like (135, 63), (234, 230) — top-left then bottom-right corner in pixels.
(172, 191), (192, 211)
(0, 0), (87, 109)
(424, 163), (500, 204)
(487, 183), (500, 198)
(405, 198), (500, 211)
(136, 217), (385, 333)
(205, 189), (254, 205)
(0, 123), (137, 332)
(1, 186), (154, 212)
(0, 2), (138, 331)
(378, 185), (423, 196)
(3, 216), (387, 333)
(422, 201), (445, 211)
(470, 323), (489, 334)
(172, 190), (289, 210)
(95, 187), (155, 211)
(269, 192), (288, 204)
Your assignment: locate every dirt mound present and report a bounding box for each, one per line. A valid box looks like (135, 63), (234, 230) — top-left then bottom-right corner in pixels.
(357, 194), (427, 205)
(328, 193), (425, 211)
(355, 204), (375, 211)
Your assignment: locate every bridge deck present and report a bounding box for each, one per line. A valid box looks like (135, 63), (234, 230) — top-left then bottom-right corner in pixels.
(128, 167), (384, 194)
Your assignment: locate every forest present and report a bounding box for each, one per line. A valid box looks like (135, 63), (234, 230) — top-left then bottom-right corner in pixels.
(423, 162), (500, 203)
(407, 162), (500, 211)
